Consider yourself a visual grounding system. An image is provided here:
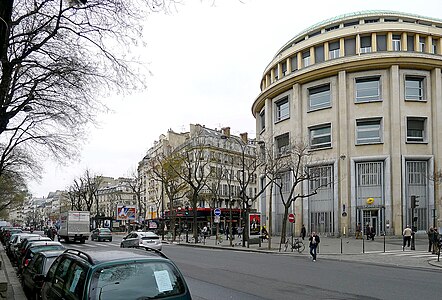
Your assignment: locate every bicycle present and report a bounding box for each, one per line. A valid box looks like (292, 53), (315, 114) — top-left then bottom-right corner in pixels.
(284, 237), (305, 253)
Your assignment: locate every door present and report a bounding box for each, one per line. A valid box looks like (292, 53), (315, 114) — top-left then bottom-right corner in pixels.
(362, 209), (379, 236)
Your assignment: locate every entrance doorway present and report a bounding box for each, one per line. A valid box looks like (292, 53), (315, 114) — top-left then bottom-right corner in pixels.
(362, 210), (378, 236)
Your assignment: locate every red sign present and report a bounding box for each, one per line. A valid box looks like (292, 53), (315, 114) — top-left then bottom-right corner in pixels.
(288, 213), (295, 223)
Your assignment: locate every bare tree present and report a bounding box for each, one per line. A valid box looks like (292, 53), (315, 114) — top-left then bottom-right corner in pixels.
(272, 140), (328, 249)
(148, 153), (187, 240)
(172, 137), (212, 243)
(124, 171), (144, 224)
(67, 177), (85, 211)
(0, 0), (177, 179)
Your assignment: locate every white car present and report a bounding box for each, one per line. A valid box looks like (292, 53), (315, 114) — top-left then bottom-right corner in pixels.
(120, 231), (162, 251)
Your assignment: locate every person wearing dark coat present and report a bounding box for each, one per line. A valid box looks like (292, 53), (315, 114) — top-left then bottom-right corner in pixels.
(309, 232), (320, 261)
(301, 225), (306, 240)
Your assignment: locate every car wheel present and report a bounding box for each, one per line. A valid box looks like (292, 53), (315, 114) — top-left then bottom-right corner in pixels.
(120, 243), (124, 248)
(109, 238), (112, 242)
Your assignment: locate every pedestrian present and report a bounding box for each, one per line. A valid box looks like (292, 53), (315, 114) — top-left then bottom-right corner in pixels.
(402, 225), (412, 250)
(355, 223), (362, 239)
(301, 224), (306, 240)
(370, 226), (375, 241)
(237, 226), (243, 239)
(432, 228), (440, 254)
(225, 226), (229, 240)
(309, 232), (320, 262)
(427, 227), (434, 252)
(365, 223), (370, 240)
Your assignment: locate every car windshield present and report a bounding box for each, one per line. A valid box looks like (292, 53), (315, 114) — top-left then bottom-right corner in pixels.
(89, 261), (186, 300)
(99, 229), (111, 233)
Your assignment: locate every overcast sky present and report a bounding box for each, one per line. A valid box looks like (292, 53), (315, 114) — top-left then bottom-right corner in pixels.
(28, 0), (442, 197)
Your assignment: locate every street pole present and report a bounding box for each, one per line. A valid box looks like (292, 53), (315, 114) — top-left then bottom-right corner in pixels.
(411, 207), (415, 250)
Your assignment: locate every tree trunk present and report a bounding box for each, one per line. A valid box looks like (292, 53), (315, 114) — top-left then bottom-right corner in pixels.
(279, 205), (290, 251)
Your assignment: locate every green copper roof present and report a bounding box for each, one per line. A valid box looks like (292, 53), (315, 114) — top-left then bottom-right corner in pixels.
(275, 10), (442, 58)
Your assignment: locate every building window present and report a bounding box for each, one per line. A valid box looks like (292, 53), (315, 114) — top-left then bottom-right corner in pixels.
(275, 96), (289, 122)
(360, 36), (372, 53)
(355, 77), (381, 102)
(308, 84), (331, 111)
(259, 109), (265, 131)
(275, 133), (289, 156)
(329, 41), (340, 59)
(274, 66), (279, 81)
(405, 76), (425, 101)
(419, 37), (426, 52)
(432, 40), (437, 54)
(309, 124), (331, 149)
(356, 118), (382, 144)
(392, 34), (401, 51)
(281, 62), (287, 76)
(302, 50), (311, 67)
(407, 117), (426, 143)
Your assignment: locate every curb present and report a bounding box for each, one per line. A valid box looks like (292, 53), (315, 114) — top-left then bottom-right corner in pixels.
(0, 249), (26, 300)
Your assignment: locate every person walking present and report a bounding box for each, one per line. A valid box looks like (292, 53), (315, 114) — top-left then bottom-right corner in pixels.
(301, 225), (306, 240)
(427, 227), (434, 252)
(402, 225), (412, 250)
(369, 226), (375, 241)
(432, 228), (440, 254)
(365, 223), (370, 240)
(309, 232), (320, 262)
(355, 223), (362, 239)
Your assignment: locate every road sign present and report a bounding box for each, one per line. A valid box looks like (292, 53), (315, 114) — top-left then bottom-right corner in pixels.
(288, 213), (295, 223)
(214, 208), (221, 216)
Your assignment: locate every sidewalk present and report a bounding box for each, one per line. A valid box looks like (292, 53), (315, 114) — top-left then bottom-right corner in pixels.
(169, 234), (442, 270)
(0, 247), (25, 300)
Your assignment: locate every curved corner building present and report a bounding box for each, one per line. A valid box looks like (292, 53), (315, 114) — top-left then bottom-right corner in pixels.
(252, 11), (442, 236)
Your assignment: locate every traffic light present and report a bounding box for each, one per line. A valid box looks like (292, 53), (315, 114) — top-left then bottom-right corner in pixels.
(185, 206), (189, 216)
(411, 195), (419, 209)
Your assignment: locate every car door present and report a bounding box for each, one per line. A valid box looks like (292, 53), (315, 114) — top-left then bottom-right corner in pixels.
(122, 233), (136, 247)
(23, 254), (44, 291)
(62, 261), (87, 300)
(41, 257), (72, 300)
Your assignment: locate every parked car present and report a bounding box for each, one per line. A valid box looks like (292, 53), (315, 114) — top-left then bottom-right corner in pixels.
(19, 241), (65, 274)
(40, 247), (191, 299)
(90, 228), (112, 242)
(120, 231), (162, 251)
(15, 236), (51, 264)
(22, 250), (65, 300)
(6, 233), (40, 257)
(1, 227), (22, 245)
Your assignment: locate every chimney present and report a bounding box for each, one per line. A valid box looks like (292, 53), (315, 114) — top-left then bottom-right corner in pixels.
(240, 132), (248, 144)
(222, 127), (231, 137)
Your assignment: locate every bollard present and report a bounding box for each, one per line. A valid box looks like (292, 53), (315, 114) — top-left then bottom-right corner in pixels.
(340, 238), (343, 254)
(362, 237), (365, 253)
(383, 232), (386, 253)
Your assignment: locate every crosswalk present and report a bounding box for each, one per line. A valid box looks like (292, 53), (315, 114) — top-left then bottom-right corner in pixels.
(365, 250), (437, 258)
(64, 241), (121, 249)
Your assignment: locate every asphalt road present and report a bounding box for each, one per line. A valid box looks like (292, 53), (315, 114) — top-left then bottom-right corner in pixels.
(64, 236), (442, 300)
(161, 245), (442, 300)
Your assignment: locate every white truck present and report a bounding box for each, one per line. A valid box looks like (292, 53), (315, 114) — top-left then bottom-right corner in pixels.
(58, 211), (90, 243)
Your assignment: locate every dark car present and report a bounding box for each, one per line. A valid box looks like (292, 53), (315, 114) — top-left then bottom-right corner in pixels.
(40, 247), (192, 300)
(22, 250), (65, 300)
(20, 241), (65, 273)
(15, 236), (52, 264)
(90, 228), (112, 242)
